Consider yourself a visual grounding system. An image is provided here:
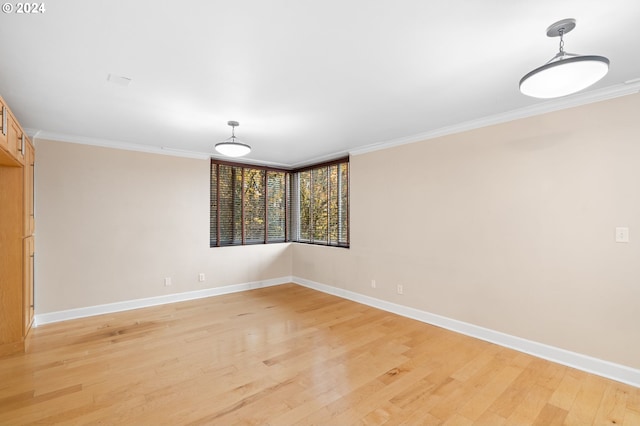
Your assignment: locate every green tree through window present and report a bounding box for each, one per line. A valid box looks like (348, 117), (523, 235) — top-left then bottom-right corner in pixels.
(210, 158), (348, 248)
(290, 160), (349, 247)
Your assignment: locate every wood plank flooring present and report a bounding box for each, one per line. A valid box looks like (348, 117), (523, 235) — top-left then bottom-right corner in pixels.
(0, 283), (638, 425)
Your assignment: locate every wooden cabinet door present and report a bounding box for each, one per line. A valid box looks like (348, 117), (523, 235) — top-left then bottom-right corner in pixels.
(0, 166), (24, 355)
(0, 100), (8, 151)
(0, 95), (35, 356)
(7, 113), (25, 166)
(23, 236), (34, 333)
(24, 141), (35, 236)
(10, 114), (25, 165)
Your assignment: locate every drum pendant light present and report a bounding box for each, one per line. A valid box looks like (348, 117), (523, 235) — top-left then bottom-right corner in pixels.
(519, 19), (609, 99)
(215, 121), (251, 157)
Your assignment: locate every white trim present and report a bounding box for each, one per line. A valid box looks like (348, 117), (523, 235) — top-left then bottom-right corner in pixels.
(28, 130), (295, 168)
(29, 130), (295, 167)
(32, 275), (640, 387)
(288, 150), (352, 169)
(29, 130), (210, 160)
(34, 276), (292, 326)
(26, 83), (640, 168)
(292, 276), (640, 388)
(349, 82), (640, 157)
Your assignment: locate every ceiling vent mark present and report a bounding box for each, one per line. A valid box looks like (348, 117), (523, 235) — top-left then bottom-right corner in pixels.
(107, 74), (132, 87)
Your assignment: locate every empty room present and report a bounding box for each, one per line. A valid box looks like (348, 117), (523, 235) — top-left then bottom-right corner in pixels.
(1, 1), (639, 424)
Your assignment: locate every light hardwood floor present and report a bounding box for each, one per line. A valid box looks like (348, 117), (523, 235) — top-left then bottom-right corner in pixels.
(1, 283), (638, 425)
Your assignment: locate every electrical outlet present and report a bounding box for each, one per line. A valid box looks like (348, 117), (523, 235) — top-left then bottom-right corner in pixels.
(199, 273), (206, 282)
(397, 284), (403, 295)
(164, 277), (172, 286)
(615, 227), (629, 243)
(371, 279), (376, 289)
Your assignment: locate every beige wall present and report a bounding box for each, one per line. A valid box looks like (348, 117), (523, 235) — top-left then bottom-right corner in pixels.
(293, 93), (640, 369)
(35, 140), (292, 313)
(35, 94), (640, 370)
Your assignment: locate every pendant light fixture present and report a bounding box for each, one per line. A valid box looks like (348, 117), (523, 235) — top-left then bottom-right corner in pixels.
(215, 120), (251, 157)
(519, 19), (609, 99)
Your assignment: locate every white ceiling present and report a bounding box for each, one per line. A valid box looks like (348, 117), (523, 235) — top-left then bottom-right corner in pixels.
(1, 0), (639, 168)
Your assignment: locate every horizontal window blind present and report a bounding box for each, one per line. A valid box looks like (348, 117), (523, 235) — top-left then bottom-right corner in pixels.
(211, 158), (348, 248)
(290, 159), (349, 247)
(211, 161), (289, 247)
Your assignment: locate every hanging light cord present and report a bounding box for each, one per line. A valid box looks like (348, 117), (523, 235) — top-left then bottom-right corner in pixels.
(230, 123), (237, 142)
(547, 26), (579, 63)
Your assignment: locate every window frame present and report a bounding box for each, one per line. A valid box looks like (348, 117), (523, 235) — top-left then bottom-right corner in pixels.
(210, 157), (349, 248)
(290, 157), (350, 248)
(210, 160), (290, 247)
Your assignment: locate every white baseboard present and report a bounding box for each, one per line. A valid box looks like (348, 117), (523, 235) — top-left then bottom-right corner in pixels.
(292, 276), (640, 389)
(34, 276), (292, 326)
(33, 275), (639, 388)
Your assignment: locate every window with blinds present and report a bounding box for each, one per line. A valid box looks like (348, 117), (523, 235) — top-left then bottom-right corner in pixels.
(210, 158), (348, 248)
(210, 162), (289, 246)
(290, 159), (349, 247)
